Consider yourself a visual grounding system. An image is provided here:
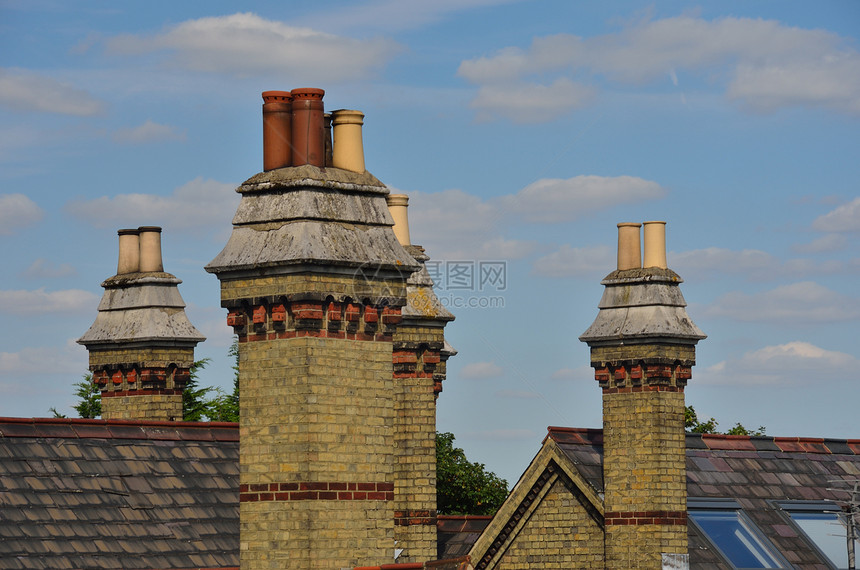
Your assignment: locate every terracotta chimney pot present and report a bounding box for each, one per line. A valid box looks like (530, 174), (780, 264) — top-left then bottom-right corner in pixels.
(262, 90), (293, 171)
(643, 221), (668, 269)
(331, 109), (366, 173)
(138, 226), (164, 273)
(386, 194), (411, 246)
(290, 88), (325, 167)
(617, 222), (642, 271)
(116, 229), (140, 274)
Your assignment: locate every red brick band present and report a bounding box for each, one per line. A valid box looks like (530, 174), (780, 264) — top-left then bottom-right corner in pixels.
(602, 385), (683, 394)
(604, 510), (687, 526)
(101, 389), (184, 398)
(240, 481), (394, 502)
(394, 509), (437, 526)
(239, 330), (392, 343)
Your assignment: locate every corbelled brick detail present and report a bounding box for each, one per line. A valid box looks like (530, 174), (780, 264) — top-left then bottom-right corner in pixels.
(88, 346), (195, 421)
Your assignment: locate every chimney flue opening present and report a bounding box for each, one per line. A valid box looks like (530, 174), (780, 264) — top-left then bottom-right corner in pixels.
(138, 226), (164, 273)
(616, 222), (642, 271)
(116, 229), (140, 274)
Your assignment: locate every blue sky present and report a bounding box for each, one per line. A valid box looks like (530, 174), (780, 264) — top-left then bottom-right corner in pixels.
(1, 0), (858, 484)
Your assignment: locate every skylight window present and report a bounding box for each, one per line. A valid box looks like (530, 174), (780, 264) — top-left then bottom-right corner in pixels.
(779, 501), (859, 569)
(689, 499), (786, 569)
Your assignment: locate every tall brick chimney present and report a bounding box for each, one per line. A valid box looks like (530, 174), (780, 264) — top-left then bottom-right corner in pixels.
(206, 90), (421, 569)
(78, 227), (205, 421)
(387, 193), (455, 562)
(579, 221), (705, 569)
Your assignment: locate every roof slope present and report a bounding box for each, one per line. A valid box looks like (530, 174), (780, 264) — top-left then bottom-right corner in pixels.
(0, 418), (239, 570)
(549, 427), (860, 568)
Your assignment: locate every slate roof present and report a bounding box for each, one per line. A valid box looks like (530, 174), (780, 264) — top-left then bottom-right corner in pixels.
(437, 516), (493, 560)
(0, 418), (239, 570)
(549, 427), (860, 569)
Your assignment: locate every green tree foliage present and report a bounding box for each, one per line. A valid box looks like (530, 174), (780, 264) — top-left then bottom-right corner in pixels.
(72, 374), (101, 419)
(436, 431), (509, 515)
(182, 358), (213, 421)
(205, 339), (240, 422)
(685, 405), (766, 436)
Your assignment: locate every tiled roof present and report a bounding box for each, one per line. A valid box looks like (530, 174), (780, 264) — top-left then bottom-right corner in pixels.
(0, 418), (239, 570)
(547, 427), (860, 568)
(436, 516), (493, 560)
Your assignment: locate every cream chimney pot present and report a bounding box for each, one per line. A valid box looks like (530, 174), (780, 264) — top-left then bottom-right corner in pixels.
(116, 229), (140, 274)
(138, 226), (164, 273)
(387, 194), (411, 246)
(643, 220), (668, 269)
(617, 222), (642, 271)
(331, 109), (366, 173)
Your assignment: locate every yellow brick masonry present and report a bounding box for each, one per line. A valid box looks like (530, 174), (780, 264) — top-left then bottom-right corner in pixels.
(393, 324), (445, 562)
(235, 269), (401, 570)
(496, 478), (604, 569)
(592, 337), (693, 570)
(101, 394), (183, 420)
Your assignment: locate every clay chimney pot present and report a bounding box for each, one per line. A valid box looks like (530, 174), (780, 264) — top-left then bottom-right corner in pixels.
(116, 229), (140, 274)
(291, 88), (326, 167)
(138, 226), (164, 273)
(386, 194), (411, 246)
(643, 221), (668, 269)
(331, 109), (366, 173)
(262, 90), (293, 171)
(617, 222), (642, 271)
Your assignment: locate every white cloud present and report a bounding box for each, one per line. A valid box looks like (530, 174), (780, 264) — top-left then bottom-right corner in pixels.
(0, 288), (99, 315)
(703, 281), (860, 324)
(458, 15), (860, 121)
(503, 175), (666, 223)
(406, 188), (534, 260)
(0, 340), (87, 375)
(699, 341), (859, 386)
(64, 177), (238, 234)
(672, 247), (778, 279)
(792, 234), (848, 254)
(672, 247), (848, 281)
(105, 13), (401, 83)
(460, 361), (504, 379)
(0, 194), (43, 235)
(21, 259), (76, 279)
(113, 120), (186, 144)
(812, 197), (860, 233)
(0, 67), (106, 116)
(319, 0), (521, 33)
(470, 78), (595, 124)
(532, 244), (612, 278)
(401, 176), (662, 261)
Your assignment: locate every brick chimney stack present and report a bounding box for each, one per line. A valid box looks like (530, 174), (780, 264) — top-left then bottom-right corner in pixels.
(387, 193), (455, 562)
(580, 221), (705, 569)
(78, 227), (205, 421)
(206, 90), (421, 569)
